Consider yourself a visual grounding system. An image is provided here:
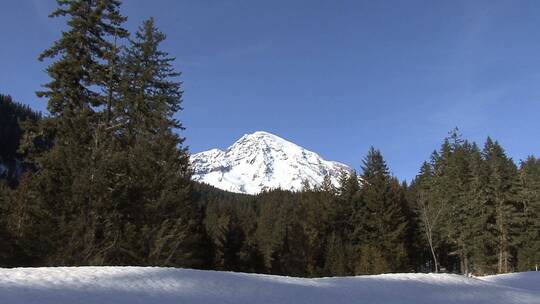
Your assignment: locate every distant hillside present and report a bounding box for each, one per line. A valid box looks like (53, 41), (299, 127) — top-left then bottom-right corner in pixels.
(0, 94), (41, 185)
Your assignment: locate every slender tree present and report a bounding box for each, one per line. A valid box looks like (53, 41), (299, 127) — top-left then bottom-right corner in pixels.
(414, 161), (444, 272)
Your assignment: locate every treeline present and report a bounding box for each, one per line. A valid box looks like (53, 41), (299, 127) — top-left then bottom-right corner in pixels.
(199, 136), (540, 277)
(0, 0), (539, 277)
(409, 131), (540, 274)
(198, 152), (414, 277)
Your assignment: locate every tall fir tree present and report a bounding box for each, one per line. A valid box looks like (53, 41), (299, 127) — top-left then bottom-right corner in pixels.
(19, 0), (129, 265)
(516, 156), (540, 271)
(467, 143), (497, 274)
(354, 147), (409, 274)
(483, 138), (522, 273)
(108, 18), (206, 267)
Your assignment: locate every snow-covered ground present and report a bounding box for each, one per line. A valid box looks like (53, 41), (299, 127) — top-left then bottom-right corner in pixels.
(1, 267), (539, 304)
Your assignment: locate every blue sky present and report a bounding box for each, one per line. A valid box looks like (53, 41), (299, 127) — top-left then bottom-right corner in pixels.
(1, 0), (539, 181)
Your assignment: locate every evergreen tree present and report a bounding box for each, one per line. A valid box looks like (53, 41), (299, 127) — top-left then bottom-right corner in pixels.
(4, 173), (52, 266)
(107, 18), (206, 267)
(354, 147), (409, 274)
(467, 143), (497, 274)
(319, 171), (360, 275)
(18, 0), (129, 265)
(0, 180), (14, 266)
(17, 1), (206, 267)
(255, 190), (293, 274)
(516, 156), (540, 271)
(441, 131), (474, 273)
(204, 202), (250, 271)
(483, 138), (522, 273)
(335, 171), (359, 235)
(0, 94), (41, 185)
(323, 231), (352, 276)
(429, 130), (479, 273)
(298, 176), (334, 276)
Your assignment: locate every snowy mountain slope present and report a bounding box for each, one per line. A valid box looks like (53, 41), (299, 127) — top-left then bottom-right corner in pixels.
(1, 267), (539, 304)
(190, 131), (351, 194)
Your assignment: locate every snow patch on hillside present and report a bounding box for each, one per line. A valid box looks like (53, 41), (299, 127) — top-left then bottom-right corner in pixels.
(480, 271), (540, 292)
(1, 267), (539, 304)
(190, 131), (351, 194)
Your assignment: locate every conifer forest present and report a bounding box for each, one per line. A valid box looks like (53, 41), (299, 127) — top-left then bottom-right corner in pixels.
(1, 0), (539, 279)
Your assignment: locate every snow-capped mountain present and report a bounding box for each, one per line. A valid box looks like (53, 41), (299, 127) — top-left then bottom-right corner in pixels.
(190, 131), (351, 194)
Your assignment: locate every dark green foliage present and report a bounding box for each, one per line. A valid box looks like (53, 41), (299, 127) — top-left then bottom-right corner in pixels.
(407, 130), (533, 275)
(0, 95), (41, 185)
(204, 199), (261, 272)
(21, 0), (130, 265)
(0, 180), (14, 266)
(100, 17), (207, 268)
(0, 0), (537, 278)
(37, 0), (128, 117)
(353, 148), (410, 274)
(7, 0), (206, 268)
(483, 138), (522, 273)
(517, 156), (540, 271)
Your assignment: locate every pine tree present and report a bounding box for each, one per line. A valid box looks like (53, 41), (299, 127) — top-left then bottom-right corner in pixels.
(336, 171), (358, 230)
(354, 147), (409, 274)
(117, 17), (183, 138)
(204, 202), (247, 271)
(318, 171), (359, 275)
(37, 0), (127, 117)
(298, 176), (334, 276)
(0, 180), (14, 266)
(464, 143), (497, 274)
(428, 130), (479, 274)
(255, 190), (293, 274)
(483, 138), (522, 273)
(323, 232), (352, 276)
(517, 156), (540, 271)
(0, 94), (41, 185)
(18, 0), (128, 265)
(442, 132), (473, 273)
(110, 18), (206, 267)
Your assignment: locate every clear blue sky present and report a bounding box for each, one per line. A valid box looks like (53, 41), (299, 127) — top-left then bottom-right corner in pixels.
(1, 0), (539, 181)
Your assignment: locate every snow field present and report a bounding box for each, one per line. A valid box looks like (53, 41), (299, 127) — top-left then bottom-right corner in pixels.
(1, 267), (539, 304)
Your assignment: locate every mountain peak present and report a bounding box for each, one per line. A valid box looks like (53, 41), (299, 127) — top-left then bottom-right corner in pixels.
(235, 131), (293, 146)
(190, 131), (350, 194)
(247, 130), (275, 137)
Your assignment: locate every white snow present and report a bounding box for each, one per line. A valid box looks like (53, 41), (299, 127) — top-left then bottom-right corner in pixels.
(190, 131), (351, 194)
(0, 267), (539, 304)
(480, 271), (540, 293)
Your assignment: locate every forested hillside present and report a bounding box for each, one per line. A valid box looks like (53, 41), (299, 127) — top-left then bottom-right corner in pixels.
(0, 95), (41, 186)
(0, 0), (538, 277)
